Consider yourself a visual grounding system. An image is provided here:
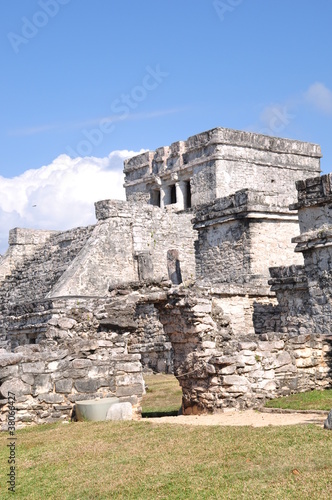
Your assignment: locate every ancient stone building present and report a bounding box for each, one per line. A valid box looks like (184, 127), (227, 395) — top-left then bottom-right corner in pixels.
(0, 126), (331, 427)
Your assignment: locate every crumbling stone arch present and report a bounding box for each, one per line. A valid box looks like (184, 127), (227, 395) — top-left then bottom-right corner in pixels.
(153, 290), (232, 414)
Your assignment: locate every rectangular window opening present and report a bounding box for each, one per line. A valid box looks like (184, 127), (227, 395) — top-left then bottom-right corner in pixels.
(150, 189), (161, 207)
(170, 184), (177, 204)
(185, 181), (192, 209)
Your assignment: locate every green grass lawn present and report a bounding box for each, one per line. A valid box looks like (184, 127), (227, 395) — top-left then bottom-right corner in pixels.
(142, 374), (182, 417)
(265, 389), (332, 411)
(0, 420), (331, 499)
(1, 376), (331, 498)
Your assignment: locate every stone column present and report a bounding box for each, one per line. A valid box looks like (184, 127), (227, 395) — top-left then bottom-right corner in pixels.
(176, 181), (185, 210)
(161, 184), (171, 207)
(160, 186), (165, 208)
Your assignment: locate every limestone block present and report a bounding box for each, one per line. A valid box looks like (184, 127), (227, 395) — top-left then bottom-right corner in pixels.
(55, 379), (73, 393)
(202, 341), (216, 349)
(243, 356), (256, 366)
(249, 369), (265, 379)
(239, 364), (259, 374)
(22, 362), (45, 374)
(295, 357), (318, 368)
(193, 303), (212, 313)
(260, 381), (277, 391)
(0, 353), (23, 367)
(240, 350), (256, 356)
(47, 361), (59, 372)
(116, 373), (143, 387)
(106, 402), (133, 421)
(115, 362), (142, 373)
(0, 378), (31, 398)
(223, 375), (249, 386)
(275, 364), (297, 374)
(293, 348), (312, 359)
(33, 375), (53, 396)
(210, 356), (236, 366)
(238, 342), (257, 351)
(275, 352), (292, 367)
(38, 394), (64, 404)
(258, 341), (284, 351)
(227, 385), (249, 394)
(206, 363), (216, 374)
(57, 318), (77, 330)
(21, 373), (34, 385)
(219, 365), (236, 375)
(74, 379), (102, 393)
(71, 359), (93, 369)
(157, 359), (166, 372)
(324, 409), (332, 430)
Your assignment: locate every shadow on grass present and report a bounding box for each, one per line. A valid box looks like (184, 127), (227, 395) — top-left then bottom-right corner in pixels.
(142, 410), (180, 418)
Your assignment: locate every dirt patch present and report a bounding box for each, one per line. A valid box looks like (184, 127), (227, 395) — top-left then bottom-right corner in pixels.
(147, 409), (328, 427)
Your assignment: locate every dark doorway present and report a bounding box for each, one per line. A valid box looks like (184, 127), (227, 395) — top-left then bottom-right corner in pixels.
(170, 184), (177, 204)
(185, 181), (192, 209)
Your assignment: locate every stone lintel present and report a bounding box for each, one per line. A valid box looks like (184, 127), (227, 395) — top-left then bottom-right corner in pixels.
(292, 228), (332, 252)
(268, 265), (308, 290)
(193, 211), (297, 230)
(193, 190), (298, 228)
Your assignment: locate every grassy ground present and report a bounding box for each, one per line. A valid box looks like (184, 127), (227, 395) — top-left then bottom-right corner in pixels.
(265, 389), (332, 411)
(1, 377), (331, 498)
(142, 374), (182, 417)
(0, 420), (331, 499)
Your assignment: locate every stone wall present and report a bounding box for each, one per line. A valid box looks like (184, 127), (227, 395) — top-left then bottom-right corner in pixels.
(1, 282), (331, 425)
(155, 289), (332, 414)
(267, 265), (313, 335)
(0, 228), (58, 281)
(0, 296), (145, 428)
(193, 189), (302, 290)
(127, 302), (173, 374)
(0, 226), (95, 314)
(286, 174), (332, 335)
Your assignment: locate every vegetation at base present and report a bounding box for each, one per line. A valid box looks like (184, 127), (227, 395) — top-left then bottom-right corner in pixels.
(0, 420), (332, 499)
(264, 389), (332, 411)
(142, 374), (182, 417)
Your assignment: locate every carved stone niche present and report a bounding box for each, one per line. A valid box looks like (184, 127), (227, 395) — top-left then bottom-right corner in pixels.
(167, 249), (183, 285)
(136, 252), (154, 282)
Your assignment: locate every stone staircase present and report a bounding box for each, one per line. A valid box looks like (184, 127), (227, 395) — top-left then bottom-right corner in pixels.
(0, 225), (95, 316)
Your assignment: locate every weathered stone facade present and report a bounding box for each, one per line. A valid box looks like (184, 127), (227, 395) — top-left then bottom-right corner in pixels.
(124, 127), (321, 208)
(1, 126), (331, 427)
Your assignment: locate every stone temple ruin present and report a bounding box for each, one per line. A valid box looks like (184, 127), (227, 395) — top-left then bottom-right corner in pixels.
(0, 126), (332, 427)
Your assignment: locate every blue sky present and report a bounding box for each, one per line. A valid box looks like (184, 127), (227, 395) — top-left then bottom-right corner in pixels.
(0, 0), (332, 252)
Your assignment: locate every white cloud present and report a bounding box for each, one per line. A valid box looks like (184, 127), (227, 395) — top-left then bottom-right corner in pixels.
(0, 150), (143, 254)
(304, 82), (332, 114)
(9, 108), (185, 137)
(246, 81), (332, 138)
(246, 103), (295, 137)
